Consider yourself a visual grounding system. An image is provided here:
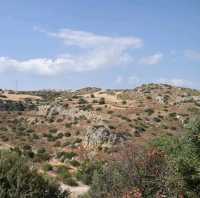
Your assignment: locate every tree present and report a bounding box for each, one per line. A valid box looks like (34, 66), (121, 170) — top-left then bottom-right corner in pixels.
(99, 97), (105, 105)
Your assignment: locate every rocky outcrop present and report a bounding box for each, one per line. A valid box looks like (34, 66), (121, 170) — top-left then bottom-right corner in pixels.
(44, 103), (103, 122)
(83, 125), (130, 149)
(174, 95), (200, 105)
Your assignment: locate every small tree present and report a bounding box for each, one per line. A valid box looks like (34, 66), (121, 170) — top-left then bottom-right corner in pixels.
(99, 97), (105, 105)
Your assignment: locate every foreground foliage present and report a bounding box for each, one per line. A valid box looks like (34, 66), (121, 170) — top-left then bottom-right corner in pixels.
(85, 148), (179, 198)
(152, 115), (200, 197)
(0, 151), (69, 198)
(80, 114), (200, 197)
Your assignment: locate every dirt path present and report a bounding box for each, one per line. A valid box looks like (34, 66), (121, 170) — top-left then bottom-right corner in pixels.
(46, 159), (89, 197)
(61, 182), (90, 198)
(0, 142), (12, 150)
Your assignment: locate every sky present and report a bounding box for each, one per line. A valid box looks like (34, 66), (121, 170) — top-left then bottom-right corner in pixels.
(0, 0), (200, 90)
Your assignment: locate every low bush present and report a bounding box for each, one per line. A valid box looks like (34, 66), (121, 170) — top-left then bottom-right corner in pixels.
(57, 151), (77, 161)
(122, 100), (127, 105)
(65, 123), (72, 128)
(43, 163), (53, 171)
(49, 128), (58, 133)
(86, 145), (179, 198)
(64, 177), (78, 186)
(36, 148), (50, 161)
(76, 160), (103, 185)
(84, 114), (200, 198)
(144, 108), (154, 115)
(70, 160), (80, 167)
(0, 151), (69, 197)
(151, 115), (200, 197)
(79, 98), (88, 104)
(99, 97), (105, 105)
(56, 165), (72, 184)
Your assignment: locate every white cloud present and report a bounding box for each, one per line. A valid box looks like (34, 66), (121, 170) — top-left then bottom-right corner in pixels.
(184, 49), (200, 61)
(139, 53), (163, 65)
(157, 78), (192, 87)
(49, 29), (143, 49)
(0, 56), (78, 75)
(0, 29), (143, 76)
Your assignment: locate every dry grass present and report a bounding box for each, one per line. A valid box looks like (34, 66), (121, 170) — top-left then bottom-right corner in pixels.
(1, 93), (41, 101)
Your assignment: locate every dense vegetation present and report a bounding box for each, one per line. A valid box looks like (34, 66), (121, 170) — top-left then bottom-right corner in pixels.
(78, 114), (200, 198)
(152, 115), (200, 197)
(0, 151), (69, 198)
(0, 99), (36, 111)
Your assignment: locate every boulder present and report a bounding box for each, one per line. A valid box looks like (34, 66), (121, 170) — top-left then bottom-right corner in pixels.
(83, 125), (130, 149)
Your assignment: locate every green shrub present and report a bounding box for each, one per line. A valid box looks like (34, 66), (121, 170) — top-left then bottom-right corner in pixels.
(43, 163), (53, 171)
(54, 141), (61, 147)
(56, 165), (71, 181)
(122, 100), (127, 105)
(49, 128), (58, 133)
(91, 94), (95, 98)
(64, 177), (78, 186)
(46, 133), (56, 141)
(57, 132), (64, 139)
(64, 152), (77, 159)
(96, 107), (102, 111)
(87, 147), (178, 198)
(76, 160), (103, 185)
(57, 151), (77, 161)
(79, 98), (88, 104)
(153, 117), (161, 122)
(92, 99), (98, 103)
(36, 148), (50, 161)
(144, 108), (154, 115)
(65, 132), (71, 137)
(146, 95), (152, 100)
(73, 138), (82, 144)
(99, 97), (105, 105)
(0, 127), (8, 131)
(65, 123), (72, 128)
(22, 144), (32, 151)
(0, 151), (69, 197)
(26, 128), (34, 133)
(70, 160), (80, 167)
(32, 133), (39, 139)
(152, 115), (200, 197)
(108, 125), (116, 130)
(168, 112), (177, 118)
(107, 110), (113, 114)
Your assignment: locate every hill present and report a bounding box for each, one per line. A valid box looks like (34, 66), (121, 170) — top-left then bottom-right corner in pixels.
(0, 83), (200, 197)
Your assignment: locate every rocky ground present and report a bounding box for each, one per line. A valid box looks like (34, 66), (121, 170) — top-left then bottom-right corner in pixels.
(0, 84), (200, 197)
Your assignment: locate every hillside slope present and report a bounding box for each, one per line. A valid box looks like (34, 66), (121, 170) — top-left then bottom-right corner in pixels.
(0, 83), (200, 197)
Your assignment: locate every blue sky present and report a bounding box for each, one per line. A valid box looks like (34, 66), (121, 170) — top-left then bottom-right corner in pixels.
(0, 0), (200, 90)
